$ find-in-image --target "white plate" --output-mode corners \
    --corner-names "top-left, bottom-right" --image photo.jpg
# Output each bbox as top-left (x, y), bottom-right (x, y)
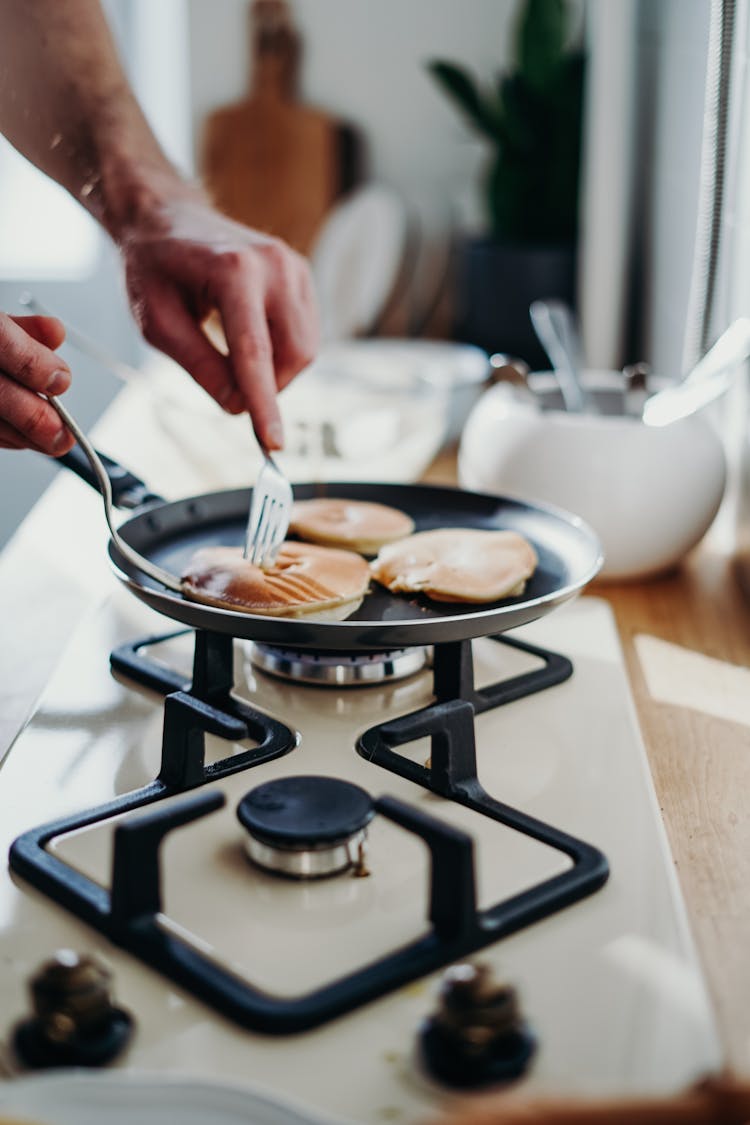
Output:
top-left (310, 185), bottom-right (409, 341)
top-left (0, 1071), bottom-right (336, 1125)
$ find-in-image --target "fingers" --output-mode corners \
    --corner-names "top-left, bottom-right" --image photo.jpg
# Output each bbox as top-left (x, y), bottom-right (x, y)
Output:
top-left (0, 312), bottom-right (73, 454)
top-left (214, 244), bottom-right (318, 447)
top-left (0, 313), bottom-right (71, 396)
top-left (123, 207), bottom-right (320, 448)
top-left (0, 419), bottom-right (27, 450)
top-left (264, 248), bottom-right (319, 393)
top-left (0, 417), bottom-right (68, 453)
top-left (10, 314), bottom-right (66, 352)
top-left (133, 278), bottom-right (244, 415)
top-left (214, 258), bottom-right (283, 449)
top-left (0, 374), bottom-right (75, 455)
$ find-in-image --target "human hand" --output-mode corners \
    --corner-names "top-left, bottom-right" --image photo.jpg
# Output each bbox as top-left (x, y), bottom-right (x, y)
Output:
top-left (0, 313), bottom-right (75, 455)
top-left (120, 193), bottom-right (319, 450)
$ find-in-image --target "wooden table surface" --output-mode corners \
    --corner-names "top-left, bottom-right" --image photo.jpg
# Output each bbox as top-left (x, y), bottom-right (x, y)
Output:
top-left (423, 449), bottom-right (750, 1076)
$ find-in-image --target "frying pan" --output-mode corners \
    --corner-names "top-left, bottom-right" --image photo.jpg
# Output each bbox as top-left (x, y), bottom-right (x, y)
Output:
top-left (59, 447), bottom-right (603, 651)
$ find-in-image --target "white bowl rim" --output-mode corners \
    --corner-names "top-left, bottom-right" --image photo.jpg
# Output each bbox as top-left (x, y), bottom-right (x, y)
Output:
top-left (519, 368), bottom-right (702, 430)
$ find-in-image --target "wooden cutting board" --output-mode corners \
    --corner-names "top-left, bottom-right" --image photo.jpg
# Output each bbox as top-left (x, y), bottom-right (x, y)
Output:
top-left (201, 0), bottom-right (358, 255)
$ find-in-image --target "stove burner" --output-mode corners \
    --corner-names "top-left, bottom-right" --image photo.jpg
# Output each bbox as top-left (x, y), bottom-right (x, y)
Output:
top-left (249, 643), bottom-right (428, 686)
top-left (237, 776), bottom-right (375, 879)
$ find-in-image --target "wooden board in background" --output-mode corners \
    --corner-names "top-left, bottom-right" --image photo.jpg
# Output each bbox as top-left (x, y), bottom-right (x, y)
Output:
top-left (201, 0), bottom-right (359, 255)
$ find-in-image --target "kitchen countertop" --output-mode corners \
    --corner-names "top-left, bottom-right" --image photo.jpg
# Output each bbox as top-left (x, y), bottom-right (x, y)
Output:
top-left (1, 378), bottom-right (749, 1081)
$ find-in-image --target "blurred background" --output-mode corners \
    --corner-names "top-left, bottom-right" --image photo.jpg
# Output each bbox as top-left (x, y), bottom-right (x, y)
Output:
top-left (0, 0), bottom-right (738, 547)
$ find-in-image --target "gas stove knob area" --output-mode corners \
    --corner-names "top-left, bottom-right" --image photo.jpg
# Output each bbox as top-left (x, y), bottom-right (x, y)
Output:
top-left (7, 946), bottom-right (537, 1097)
top-left (419, 962), bottom-right (536, 1089)
top-left (11, 949), bottom-right (134, 1071)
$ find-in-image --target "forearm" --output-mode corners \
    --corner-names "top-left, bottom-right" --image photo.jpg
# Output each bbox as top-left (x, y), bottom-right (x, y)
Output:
top-left (0, 0), bottom-right (318, 449)
top-left (0, 0), bottom-right (193, 242)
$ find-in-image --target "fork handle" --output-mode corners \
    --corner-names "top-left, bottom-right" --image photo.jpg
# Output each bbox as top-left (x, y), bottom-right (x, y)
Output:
top-left (49, 397), bottom-right (183, 595)
top-left (58, 445), bottom-right (164, 510)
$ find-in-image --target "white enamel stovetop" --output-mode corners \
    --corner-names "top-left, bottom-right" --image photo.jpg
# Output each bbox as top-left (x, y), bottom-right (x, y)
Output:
top-left (0, 586), bottom-right (721, 1124)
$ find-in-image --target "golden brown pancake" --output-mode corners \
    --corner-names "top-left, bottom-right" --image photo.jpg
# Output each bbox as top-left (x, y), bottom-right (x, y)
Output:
top-left (288, 498), bottom-right (415, 556)
top-left (370, 528), bottom-right (537, 603)
top-left (181, 542), bottom-right (370, 619)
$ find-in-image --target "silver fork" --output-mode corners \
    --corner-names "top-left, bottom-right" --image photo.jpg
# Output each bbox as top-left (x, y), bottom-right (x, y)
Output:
top-left (244, 444), bottom-right (292, 568)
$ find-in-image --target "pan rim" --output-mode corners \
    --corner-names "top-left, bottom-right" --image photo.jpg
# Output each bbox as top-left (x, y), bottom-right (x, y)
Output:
top-left (106, 481), bottom-right (604, 648)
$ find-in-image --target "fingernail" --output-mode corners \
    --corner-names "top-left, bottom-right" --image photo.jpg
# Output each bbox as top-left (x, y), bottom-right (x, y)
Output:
top-left (266, 420), bottom-right (284, 450)
top-left (51, 426), bottom-right (70, 453)
top-left (46, 369), bottom-right (70, 395)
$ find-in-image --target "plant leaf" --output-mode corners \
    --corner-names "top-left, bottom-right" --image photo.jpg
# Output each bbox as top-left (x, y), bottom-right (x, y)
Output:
top-left (487, 51), bottom-right (585, 243)
top-left (518, 0), bottom-right (567, 93)
top-left (427, 60), bottom-right (500, 140)
top-left (428, 1), bottom-right (584, 243)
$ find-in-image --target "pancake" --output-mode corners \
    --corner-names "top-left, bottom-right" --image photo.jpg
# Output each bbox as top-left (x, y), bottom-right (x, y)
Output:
top-left (288, 498), bottom-right (415, 556)
top-left (181, 542), bottom-right (370, 619)
top-left (370, 528), bottom-right (538, 603)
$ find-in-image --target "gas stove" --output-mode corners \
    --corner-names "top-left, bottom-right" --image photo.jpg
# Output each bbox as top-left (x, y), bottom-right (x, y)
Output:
top-left (0, 588), bottom-right (721, 1121)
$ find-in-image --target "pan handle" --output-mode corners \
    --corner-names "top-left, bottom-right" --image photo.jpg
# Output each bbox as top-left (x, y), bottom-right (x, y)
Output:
top-left (58, 446), bottom-right (164, 510)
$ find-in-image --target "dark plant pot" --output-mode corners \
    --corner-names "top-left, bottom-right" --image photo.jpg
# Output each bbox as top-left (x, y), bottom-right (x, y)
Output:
top-left (454, 239), bottom-right (577, 370)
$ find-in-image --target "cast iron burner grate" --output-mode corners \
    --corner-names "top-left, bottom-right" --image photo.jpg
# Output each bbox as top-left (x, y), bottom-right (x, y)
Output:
top-left (9, 629), bottom-right (609, 1035)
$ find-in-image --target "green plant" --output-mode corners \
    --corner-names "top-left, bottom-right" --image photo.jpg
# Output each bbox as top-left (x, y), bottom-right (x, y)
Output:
top-left (428, 0), bottom-right (585, 245)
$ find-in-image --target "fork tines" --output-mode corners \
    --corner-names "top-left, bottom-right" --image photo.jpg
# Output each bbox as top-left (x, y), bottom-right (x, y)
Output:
top-left (244, 452), bottom-right (292, 570)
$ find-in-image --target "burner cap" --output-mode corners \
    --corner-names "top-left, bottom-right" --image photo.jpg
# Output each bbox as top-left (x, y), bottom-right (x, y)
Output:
top-left (249, 643), bottom-right (428, 686)
top-left (237, 776), bottom-right (375, 849)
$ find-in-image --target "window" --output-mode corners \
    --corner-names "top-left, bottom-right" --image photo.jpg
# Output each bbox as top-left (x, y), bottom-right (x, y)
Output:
top-left (0, 0), bottom-right (191, 281)
top-left (0, 139), bottom-right (100, 279)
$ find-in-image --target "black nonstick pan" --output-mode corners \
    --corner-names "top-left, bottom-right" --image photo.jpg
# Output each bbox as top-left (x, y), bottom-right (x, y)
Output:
top-left (59, 447), bottom-right (603, 651)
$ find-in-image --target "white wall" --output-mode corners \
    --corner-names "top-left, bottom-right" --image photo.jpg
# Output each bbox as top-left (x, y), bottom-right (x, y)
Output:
top-left (188, 0), bottom-right (522, 234)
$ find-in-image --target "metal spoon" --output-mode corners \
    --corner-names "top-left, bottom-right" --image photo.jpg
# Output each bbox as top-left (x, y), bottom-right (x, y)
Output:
top-left (642, 317), bottom-right (750, 427)
top-left (529, 299), bottom-right (597, 413)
